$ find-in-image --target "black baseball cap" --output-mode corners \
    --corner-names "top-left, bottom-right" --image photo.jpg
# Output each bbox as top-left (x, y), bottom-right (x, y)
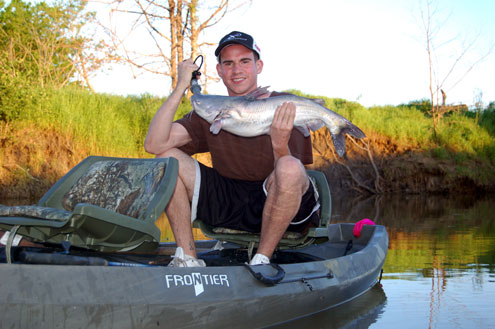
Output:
top-left (215, 31), bottom-right (261, 59)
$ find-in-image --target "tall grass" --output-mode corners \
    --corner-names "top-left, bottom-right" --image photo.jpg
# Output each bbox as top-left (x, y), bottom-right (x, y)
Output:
top-left (287, 89), bottom-right (434, 148)
top-left (18, 86), bottom-right (192, 157)
top-left (287, 89), bottom-right (495, 163)
top-left (9, 86), bottom-right (495, 164)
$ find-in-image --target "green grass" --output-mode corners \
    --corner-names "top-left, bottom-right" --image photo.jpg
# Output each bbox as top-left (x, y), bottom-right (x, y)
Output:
top-left (16, 86), bottom-right (192, 157)
top-left (5, 86), bottom-right (495, 167)
top-left (287, 89), bottom-right (495, 164)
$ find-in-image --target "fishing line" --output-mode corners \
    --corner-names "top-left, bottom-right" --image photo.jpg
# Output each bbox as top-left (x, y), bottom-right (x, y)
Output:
top-left (192, 55), bottom-right (203, 79)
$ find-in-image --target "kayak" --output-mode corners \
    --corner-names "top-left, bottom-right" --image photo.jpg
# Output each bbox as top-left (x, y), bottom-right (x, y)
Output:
top-left (0, 156), bottom-right (388, 327)
top-left (0, 223), bottom-right (388, 329)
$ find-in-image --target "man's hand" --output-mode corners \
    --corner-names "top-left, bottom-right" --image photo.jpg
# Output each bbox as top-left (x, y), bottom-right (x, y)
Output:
top-left (176, 58), bottom-right (199, 92)
top-left (270, 102), bottom-right (296, 162)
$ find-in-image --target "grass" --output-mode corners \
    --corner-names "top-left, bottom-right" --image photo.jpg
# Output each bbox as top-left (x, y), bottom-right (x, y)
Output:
top-left (2, 86), bottom-right (494, 240)
top-left (286, 88), bottom-right (495, 163)
top-left (3, 85), bottom-right (494, 173)
top-left (14, 86), bottom-right (193, 158)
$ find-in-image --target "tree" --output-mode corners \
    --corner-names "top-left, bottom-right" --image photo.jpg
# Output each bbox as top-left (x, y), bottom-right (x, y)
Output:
top-left (418, 0), bottom-right (494, 134)
top-left (0, 0), bottom-right (108, 88)
top-left (0, 0), bottom-right (110, 120)
top-left (99, 0), bottom-right (247, 92)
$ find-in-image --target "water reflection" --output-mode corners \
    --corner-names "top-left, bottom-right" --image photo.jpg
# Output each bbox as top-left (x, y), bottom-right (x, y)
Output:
top-left (332, 193), bottom-right (495, 329)
top-left (270, 284), bottom-right (387, 329)
top-left (2, 193), bottom-right (495, 328)
top-left (332, 193), bottom-right (495, 271)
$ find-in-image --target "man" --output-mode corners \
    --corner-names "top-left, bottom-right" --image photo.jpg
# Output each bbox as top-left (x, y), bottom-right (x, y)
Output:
top-left (144, 31), bottom-right (320, 267)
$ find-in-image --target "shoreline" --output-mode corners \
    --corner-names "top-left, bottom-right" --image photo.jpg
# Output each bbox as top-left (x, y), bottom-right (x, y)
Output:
top-left (1, 122), bottom-right (494, 202)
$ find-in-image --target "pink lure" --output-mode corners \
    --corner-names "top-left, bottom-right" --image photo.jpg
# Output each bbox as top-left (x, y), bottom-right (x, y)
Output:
top-left (353, 218), bottom-right (375, 238)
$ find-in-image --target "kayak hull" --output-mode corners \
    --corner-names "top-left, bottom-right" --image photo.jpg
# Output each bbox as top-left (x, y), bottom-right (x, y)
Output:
top-left (0, 223), bottom-right (388, 328)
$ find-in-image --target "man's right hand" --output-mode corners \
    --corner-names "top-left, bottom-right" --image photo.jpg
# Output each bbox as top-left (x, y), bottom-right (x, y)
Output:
top-left (144, 59), bottom-right (197, 155)
top-left (177, 59), bottom-right (199, 92)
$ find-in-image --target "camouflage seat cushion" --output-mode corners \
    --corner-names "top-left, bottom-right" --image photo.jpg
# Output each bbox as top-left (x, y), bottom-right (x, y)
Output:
top-left (62, 160), bottom-right (167, 219)
top-left (0, 205), bottom-right (71, 222)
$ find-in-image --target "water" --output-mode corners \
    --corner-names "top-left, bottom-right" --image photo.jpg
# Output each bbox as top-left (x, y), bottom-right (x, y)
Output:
top-left (275, 193), bottom-right (495, 328)
top-left (2, 194), bottom-right (494, 328)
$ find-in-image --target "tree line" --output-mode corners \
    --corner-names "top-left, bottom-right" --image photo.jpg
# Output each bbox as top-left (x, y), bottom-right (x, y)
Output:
top-left (1, 0), bottom-right (493, 131)
top-left (0, 0), bottom-right (243, 121)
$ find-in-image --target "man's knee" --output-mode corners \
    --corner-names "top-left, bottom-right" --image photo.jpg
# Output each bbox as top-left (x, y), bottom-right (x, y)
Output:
top-left (275, 156), bottom-right (305, 178)
top-left (273, 156), bottom-right (308, 191)
top-left (156, 148), bottom-right (185, 159)
top-left (156, 148), bottom-right (197, 196)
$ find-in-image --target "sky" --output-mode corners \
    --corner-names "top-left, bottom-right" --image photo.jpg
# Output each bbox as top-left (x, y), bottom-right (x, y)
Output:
top-left (89, 0), bottom-right (495, 107)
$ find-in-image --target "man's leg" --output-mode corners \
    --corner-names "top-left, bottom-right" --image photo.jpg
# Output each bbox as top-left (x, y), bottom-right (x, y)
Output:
top-left (256, 155), bottom-right (309, 259)
top-left (156, 148), bottom-right (199, 258)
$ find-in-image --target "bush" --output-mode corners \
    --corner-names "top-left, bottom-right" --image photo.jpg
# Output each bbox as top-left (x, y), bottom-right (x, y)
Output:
top-left (400, 99), bottom-right (432, 115)
top-left (0, 76), bottom-right (47, 122)
top-left (479, 105), bottom-right (495, 137)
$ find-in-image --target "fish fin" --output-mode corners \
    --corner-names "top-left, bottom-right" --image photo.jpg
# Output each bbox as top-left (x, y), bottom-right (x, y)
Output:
top-left (343, 122), bottom-right (366, 139)
top-left (213, 109), bottom-right (234, 120)
top-left (295, 119), bottom-right (325, 137)
top-left (210, 120), bottom-right (223, 134)
top-left (311, 98), bottom-right (326, 106)
top-left (331, 132), bottom-right (346, 158)
top-left (306, 120), bottom-right (325, 132)
top-left (245, 86), bottom-right (271, 100)
top-left (295, 126), bottom-right (311, 137)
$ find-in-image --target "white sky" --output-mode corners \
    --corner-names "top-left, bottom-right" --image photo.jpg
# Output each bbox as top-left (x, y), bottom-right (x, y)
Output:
top-left (89, 0), bottom-right (495, 107)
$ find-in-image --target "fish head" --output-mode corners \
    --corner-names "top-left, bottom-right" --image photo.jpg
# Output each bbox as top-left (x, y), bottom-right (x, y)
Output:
top-left (191, 94), bottom-right (230, 123)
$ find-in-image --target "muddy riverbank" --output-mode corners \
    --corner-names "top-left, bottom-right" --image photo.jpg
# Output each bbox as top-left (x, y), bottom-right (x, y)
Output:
top-left (1, 124), bottom-right (494, 201)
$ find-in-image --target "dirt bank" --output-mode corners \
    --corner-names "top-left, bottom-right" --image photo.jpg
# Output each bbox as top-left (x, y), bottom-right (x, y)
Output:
top-left (1, 123), bottom-right (494, 201)
top-left (0, 124), bottom-right (88, 200)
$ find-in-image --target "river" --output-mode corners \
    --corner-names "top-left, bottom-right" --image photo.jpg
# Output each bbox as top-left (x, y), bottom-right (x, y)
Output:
top-left (275, 193), bottom-right (495, 328)
top-left (1, 193), bottom-right (494, 328)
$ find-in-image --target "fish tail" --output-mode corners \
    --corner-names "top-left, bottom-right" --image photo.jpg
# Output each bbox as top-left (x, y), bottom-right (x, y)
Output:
top-left (331, 132), bottom-right (346, 158)
top-left (328, 120), bottom-right (366, 158)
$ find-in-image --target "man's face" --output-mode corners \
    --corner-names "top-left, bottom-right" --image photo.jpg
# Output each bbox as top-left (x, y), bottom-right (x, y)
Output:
top-left (216, 44), bottom-right (263, 96)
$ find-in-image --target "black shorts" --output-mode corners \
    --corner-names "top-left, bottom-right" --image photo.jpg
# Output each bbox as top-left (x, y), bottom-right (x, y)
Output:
top-left (194, 162), bottom-right (320, 233)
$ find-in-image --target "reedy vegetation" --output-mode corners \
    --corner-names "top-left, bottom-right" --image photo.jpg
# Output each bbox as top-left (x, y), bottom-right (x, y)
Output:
top-left (1, 0), bottom-right (493, 195)
top-left (287, 90), bottom-right (495, 163)
top-left (5, 86), bottom-right (190, 158)
top-left (5, 86), bottom-right (495, 163)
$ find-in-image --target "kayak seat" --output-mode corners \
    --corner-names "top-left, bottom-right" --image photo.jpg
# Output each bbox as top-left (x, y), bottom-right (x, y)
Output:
top-left (193, 170), bottom-right (331, 250)
top-left (0, 156), bottom-right (178, 252)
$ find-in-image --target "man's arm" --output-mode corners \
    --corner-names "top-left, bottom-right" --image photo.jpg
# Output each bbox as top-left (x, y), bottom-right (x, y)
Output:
top-left (270, 102), bottom-right (296, 163)
top-left (144, 59), bottom-right (198, 155)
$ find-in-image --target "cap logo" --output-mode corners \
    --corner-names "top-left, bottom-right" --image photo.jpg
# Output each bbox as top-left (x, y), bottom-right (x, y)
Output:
top-left (226, 32), bottom-right (247, 41)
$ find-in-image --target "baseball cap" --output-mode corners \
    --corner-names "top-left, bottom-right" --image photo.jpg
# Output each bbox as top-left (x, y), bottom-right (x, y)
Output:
top-left (215, 31), bottom-right (261, 59)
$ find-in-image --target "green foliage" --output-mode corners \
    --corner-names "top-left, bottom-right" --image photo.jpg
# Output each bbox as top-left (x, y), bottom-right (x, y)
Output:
top-left (364, 104), bottom-right (433, 147)
top-left (0, 0), bottom-right (89, 122)
top-left (431, 147), bottom-right (449, 159)
top-left (3, 85), bottom-right (494, 170)
top-left (478, 104), bottom-right (495, 137)
top-left (284, 89), bottom-right (367, 126)
top-left (399, 98), bottom-right (432, 115)
top-left (284, 89), bottom-right (495, 163)
top-left (422, 113), bottom-right (494, 163)
top-left (24, 86), bottom-right (177, 157)
top-left (0, 76), bottom-right (47, 121)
